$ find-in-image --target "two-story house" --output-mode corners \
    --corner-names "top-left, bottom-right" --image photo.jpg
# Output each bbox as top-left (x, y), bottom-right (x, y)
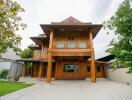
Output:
top-left (22, 16), bottom-right (107, 83)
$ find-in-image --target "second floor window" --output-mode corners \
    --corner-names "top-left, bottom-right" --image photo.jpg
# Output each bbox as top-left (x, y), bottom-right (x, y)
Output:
top-left (80, 42), bottom-right (87, 48)
top-left (56, 42), bottom-right (64, 49)
top-left (68, 42), bottom-right (76, 48)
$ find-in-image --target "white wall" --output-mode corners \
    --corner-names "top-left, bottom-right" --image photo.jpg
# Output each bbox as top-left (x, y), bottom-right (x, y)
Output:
top-left (107, 68), bottom-right (132, 85)
top-left (0, 62), bottom-right (11, 71)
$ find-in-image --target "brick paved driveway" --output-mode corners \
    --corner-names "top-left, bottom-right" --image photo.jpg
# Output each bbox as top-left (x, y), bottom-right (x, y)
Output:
top-left (1, 79), bottom-right (132, 100)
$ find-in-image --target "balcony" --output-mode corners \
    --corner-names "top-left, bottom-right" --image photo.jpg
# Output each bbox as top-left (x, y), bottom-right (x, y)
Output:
top-left (51, 40), bottom-right (91, 57)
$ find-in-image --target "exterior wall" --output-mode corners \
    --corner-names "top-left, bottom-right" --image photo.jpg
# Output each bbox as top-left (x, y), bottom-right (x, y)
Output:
top-left (42, 48), bottom-right (48, 59)
top-left (53, 32), bottom-right (90, 49)
top-left (107, 68), bottom-right (132, 85)
top-left (23, 61), bottom-right (106, 79)
top-left (33, 48), bottom-right (48, 60)
top-left (33, 50), bottom-right (41, 60)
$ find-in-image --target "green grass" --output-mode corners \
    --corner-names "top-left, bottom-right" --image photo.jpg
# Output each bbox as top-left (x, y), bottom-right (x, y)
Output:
top-left (0, 81), bottom-right (32, 96)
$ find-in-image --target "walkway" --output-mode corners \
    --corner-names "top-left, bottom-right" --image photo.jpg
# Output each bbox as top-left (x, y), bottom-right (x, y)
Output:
top-left (1, 79), bottom-right (132, 100)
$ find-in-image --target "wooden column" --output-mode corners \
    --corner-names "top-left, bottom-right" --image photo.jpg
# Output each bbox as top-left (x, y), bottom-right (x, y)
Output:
top-left (31, 63), bottom-right (34, 77)
top-left (39, 63), bottom-right (43, 78)
top-left (41, 45), bottom-right (44, 60)
top-left (89, 31), bottom-right (96, 83)
top-left (22, 63), bottom-right (26, 77)
top-left (104, 64), bottom-right (107, 78)
top-left (46, 31), bottom-right (53, 83)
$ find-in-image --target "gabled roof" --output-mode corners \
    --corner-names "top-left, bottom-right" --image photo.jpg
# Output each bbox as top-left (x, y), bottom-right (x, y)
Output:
top-left (51, 16), bottom-right (92, 25)
top-left (62, 16), bottom-right (82, 23)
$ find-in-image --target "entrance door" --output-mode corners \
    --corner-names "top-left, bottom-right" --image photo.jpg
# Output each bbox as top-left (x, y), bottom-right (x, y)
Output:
top-left (62, 64), bottom-right (80, 79)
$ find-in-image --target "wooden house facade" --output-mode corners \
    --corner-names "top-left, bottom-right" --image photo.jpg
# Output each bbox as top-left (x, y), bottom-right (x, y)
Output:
top-left (22, 17), bottom-right (107, 83)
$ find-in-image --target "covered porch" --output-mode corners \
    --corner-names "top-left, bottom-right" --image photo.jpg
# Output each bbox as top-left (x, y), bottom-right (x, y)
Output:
top-left (21, 59), bottom-right (55, 79)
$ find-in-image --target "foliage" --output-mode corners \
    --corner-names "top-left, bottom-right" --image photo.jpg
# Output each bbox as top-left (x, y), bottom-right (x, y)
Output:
top-left (20, 48), bottom-right (33, 58)
top-left (0, 0), bottom-right (26, 55)
top-left (0, 81), bottom-right (32, 96)
top-left (0, 69), bottom-right (9, 79)
top-left (105, 0), bottom-right (132, 73)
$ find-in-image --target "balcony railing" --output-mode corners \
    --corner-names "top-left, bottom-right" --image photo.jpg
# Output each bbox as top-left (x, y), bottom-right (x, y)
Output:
top-left (54, 40), bottom-right (89, 49)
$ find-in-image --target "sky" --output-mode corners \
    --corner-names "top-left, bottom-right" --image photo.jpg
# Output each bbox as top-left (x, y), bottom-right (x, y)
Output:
top-left (16, 0), bottom-right (124, 59)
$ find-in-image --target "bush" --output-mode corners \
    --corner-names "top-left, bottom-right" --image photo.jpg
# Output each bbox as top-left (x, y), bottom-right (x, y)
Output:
top-left (0, 69), bottom-right (9, 79)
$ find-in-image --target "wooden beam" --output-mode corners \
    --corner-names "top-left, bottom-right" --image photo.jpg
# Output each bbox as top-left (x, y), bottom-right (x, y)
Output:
top-left (22, 63), bottom-right (26, 77)
top-left (50, 49), bottom-right (92, 52)
top-left (95, 61), bottom-right (107, 64)
top-left (38, 63), bottom-right (43, 78)
top-left (89, 31), bottom-right (96, 83)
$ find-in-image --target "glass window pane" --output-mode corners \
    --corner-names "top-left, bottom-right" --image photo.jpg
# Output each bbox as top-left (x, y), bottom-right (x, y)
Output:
top-left (56, 43), bottom-right (64, 48)
top-left (63, 64), bottom-right (78, 72)
top-left (80, 42), bottom-right (87, 48)
top-left (68, 43), bottom-right (76, 48)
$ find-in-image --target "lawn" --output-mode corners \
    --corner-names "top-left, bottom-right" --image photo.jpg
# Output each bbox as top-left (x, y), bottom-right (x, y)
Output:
top-left (0, 81), bottom-right (32, 96)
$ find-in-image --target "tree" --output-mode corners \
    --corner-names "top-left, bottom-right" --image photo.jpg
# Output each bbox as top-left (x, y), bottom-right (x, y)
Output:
top-left (20, 48), bottom-right (33, 75)
top-left (105, 0), bottom-right (132, 73)
top-left (20, 48), bottom-right (33, 58)
top-left (0, 0), bottom-right (26, 55)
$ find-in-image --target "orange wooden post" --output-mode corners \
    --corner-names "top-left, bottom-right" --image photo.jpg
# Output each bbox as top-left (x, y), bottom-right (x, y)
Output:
top-left (31, 63), bottom-right (33, 77)
top-left (22, 63), bottom-right (26, 77)
top-left (39, 63), bottom-right (43, 78)
top-left (46, 31), bottom-right (53, 83)
top-left (104, 63), bottom-right (107, 78)
top-left (89, 31), bottom-right (96, 83)
top-left (41, 45), bottom-right (44, 60)
top-left (46, 52), bottom-right (52, 82)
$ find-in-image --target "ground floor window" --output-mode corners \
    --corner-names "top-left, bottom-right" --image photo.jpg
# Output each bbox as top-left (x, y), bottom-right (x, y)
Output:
top-left (63, 64), bottom-right (78, 72)
top-left (87, 66), bottom-right (90, 72)
top-left (96, 66), bottom-right (101, 72)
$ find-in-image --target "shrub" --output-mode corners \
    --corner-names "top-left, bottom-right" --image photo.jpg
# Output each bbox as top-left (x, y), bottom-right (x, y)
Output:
top-left (0, 69), bottom-right (9, 79)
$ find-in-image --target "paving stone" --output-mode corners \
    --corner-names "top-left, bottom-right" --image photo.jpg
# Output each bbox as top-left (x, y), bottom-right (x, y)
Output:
top-left (0, 79), bottom-right (132, 100)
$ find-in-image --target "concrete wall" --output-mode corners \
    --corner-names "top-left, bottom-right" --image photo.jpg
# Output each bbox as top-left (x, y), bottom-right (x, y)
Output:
top-left (107, 68), bottom-right (132, 85)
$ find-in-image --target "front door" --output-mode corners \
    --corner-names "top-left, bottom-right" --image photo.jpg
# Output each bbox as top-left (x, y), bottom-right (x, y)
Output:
top-left (62, 63), bottom-right (80, 79)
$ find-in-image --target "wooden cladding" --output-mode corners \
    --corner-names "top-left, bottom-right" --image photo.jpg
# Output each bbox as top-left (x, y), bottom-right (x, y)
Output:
top-left (33, 50), bottom-right (41, 60)
top-left (55, 61), bottom-right (106, 80)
